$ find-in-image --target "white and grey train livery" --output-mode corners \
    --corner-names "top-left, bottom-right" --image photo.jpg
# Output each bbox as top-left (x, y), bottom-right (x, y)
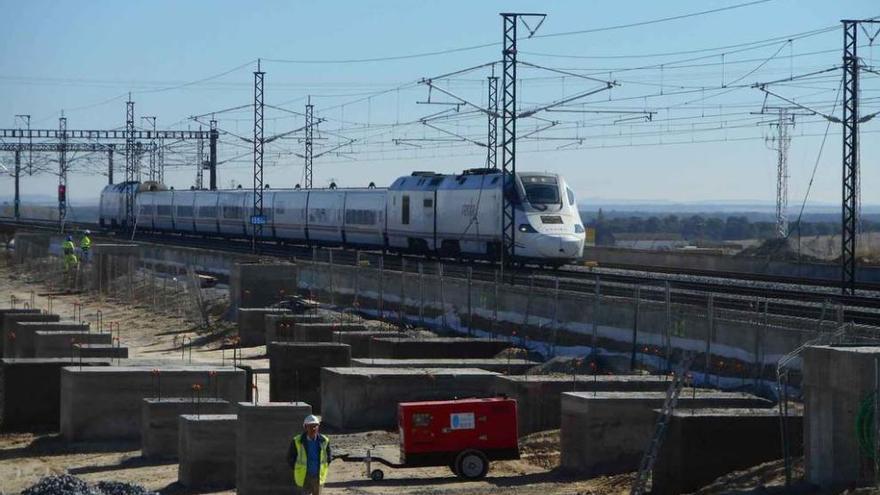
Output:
top-left (99, 168), bottom-right (585, 263)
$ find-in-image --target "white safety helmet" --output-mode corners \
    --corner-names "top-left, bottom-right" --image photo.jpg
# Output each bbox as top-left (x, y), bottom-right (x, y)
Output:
top-left (84, 230), bottom-right (91, 235)
top-left (303, 414), bottom-right (321, 426)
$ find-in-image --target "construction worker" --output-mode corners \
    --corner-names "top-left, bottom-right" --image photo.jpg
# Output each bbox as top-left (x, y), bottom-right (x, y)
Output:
top-left (287, 414), bottom-right (332, 494)
top-left (79, 230), bottom-right (92, 263)
top-left (62, 235), bottom-right (78, 274)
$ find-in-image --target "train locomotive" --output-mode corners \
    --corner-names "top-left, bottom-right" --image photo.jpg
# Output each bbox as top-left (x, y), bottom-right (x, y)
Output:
top-left (99, 168), bottom-right (585, 263)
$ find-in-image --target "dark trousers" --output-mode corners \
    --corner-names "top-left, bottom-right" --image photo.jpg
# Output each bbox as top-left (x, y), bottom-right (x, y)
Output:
top-left (296, 474), bottom-right (321, 495)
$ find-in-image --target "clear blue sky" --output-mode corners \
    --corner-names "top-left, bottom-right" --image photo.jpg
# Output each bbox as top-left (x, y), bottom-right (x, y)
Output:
top-left (0, 0), bottom-right (878, 211)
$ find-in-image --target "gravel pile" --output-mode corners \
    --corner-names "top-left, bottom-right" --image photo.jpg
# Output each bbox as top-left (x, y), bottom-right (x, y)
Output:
top-left (20, 476), bottom-right (156, 495)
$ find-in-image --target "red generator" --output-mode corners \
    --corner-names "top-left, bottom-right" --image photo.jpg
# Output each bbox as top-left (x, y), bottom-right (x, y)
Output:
top-left (397, 397), bottom-right (519, 479)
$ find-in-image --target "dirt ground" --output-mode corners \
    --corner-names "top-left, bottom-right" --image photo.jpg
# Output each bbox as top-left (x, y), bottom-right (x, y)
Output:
top-left (0, 256), bottom-right (640, 494)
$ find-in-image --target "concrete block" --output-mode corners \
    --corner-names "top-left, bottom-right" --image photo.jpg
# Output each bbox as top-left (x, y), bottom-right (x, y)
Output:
top-left (286, 322), bottom-right (369, 343)
top-left (560, 390), bottom-right (772, 476)
top-left (264, 313), bottom-right (326, 343)
top-left (352, 358), bottom-right (537, 374)
top-left (34, 330), bottom-right (111, 358)
top-left (230, 262), bottom-right (299, 313)
top-left (73, 343), bottom-right (129, 359)
top-left (0, 309), bottom-right (41, 356)
top-left (178, 414), bottom-right (238, 488)
top-left (236, 402), bottom-right (312, 495)
top-left (142, 398), bottom-right (234, 458)
top-left (8, 322), bottom-right (89, 358)
top-left (493, 375), bottom-right (674, 435)
top-left (803, 345), bottom-right (880, 489)
top-left (237, 307), bottom-right (292, 346)
top-left (268, 342), bottom-right (351, 412)
top-left (653, 408), bottom-right (803, 495)
top-left (332, 331), bottom-right (409, 358)
top-left (0, 358), bottom-right (111, 431)
top-left (368, 337), bottom-right (510, 359)
top-left (60, 365), bottom-right (246, 441)
top-left (321, 367), bottom-right (498, 429)
top-left (2, 313), bottom-right (61, 357)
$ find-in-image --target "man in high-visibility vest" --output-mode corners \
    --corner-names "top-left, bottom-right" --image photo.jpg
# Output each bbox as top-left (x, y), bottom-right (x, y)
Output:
top-left (62, 235), bottom-right (78, 273)
top-left (79, 230), bottom-right (92, 263)
top-left (287, 414), bottom-right (332, 494)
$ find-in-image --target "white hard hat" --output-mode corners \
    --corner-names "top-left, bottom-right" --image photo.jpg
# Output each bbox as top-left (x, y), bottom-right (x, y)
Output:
top-left (84, 230), bottom-right (91, 235)
top-left (303, 414), bottom-right (321, 426)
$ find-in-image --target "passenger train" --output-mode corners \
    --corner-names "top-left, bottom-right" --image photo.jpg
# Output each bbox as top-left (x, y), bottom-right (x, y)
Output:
top-left (99, 168), bottom-right (585, 263)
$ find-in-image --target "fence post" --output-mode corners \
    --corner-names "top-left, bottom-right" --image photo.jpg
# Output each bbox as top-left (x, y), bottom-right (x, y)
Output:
top-left (706, 294), bottom-right (715, 378)
top-left (592, 275), bottom-right (600, 357)
top-left (466, 267), bottom-right (473, 337)
top-left (630, 285), bottom-right (640, 371)
top-left (665, 281), bottom-right (672, 370)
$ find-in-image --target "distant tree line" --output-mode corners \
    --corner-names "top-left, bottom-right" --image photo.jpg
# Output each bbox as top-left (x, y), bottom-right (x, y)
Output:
top-left (585, 210), bottom-right (880, 244)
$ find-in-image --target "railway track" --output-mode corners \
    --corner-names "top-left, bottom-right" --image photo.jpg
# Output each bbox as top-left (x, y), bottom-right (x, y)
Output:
top-left (4, 218), bottom-right (879, 325)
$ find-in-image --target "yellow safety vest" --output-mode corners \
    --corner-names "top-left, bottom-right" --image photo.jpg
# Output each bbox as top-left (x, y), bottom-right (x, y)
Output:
top-left (292, 433), bottom-right (330, 487)
top-left (80, 236), bottom-right (91, 250)
top-left (62, 240), bottom-right (76, 255)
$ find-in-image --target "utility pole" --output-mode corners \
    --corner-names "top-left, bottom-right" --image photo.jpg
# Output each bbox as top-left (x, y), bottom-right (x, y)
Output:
top-left (13, 149), bottom-right (20, 221)
top-left (14, 114), bottom-right (31, 175)
top-left (500, 12), bottom-right (546, 266)
top-left (196, 126), bottom-right (204, 190)
top-left (125, 94), bottom-right (136, 227)
top-left (252, 59), bottom-right (265, 252)
top-left (209, 117), bottom-right (217, 190)
top-left (142, 116), bottom-right (157, 182)
top-left (304, 96), bottom-right (314, 189)
top-left (765, 108), bottom-right (793, 238)
top-left (487, 74), bottom-right (498, 169)
top-left (58, 114), bottom-right (68, 224)
top-left (841, 19), bottom-right (880, 294)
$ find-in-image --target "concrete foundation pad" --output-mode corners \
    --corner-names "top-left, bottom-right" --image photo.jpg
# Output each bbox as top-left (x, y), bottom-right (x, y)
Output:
top-left (352, 358), bottom-right (537, 374)
top-left (804, 345), bottom-right (880, 489)
top-left (560, 390), bottom-right (772, 476)
top-left (73, 343), bottom-right (128, 359)
top-left (332, 331), bottom-right (409, 358)
top-left (653, 408), bottom-right (804, 495)
top-left (494, 374), bottom-right (675, 435)
top-left (321, 367), bottom-right (499, 429)
top-left (265, 313), bottom-right (326, 343)
top-left (368, 337), bottom-right (510, 359)
top-left (61, 365), bottom-right (246, 441)
top-left (9, 322), bottom-right (90, 358)
top-left (2, 314), bottom-right (62, 357)
top-left (236, 402), bottom-right (312, 495)
top-left (268, 342), bottom-right (351, 411)
top-left (0, 358), bottom-right (111, 431)
top-left (237, 308), bottom-right (292, 346)
top-left (285, 322), bottom-right (369, 343)
top-left (142, 398), bottom-right (235, 458)
top-left (178, 414), bottom-right (238, 488)
top-left (0, 308), bottom-right (41, 356)
top-left (34, 330), bottom-right (110, 358)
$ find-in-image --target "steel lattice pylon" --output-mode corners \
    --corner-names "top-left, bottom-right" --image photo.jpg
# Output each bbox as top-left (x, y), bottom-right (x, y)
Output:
top-left (125, 97), bottom-right (136, 227)
top-left (58, 116), bottom-right (68, 224)
top-left (842, 21), bottom-right (858, 294)
top-left (500, 14), bottom-right (518, 264)
top-left (487, 75), bottom-right (498, 169)
top-left (772, 109), bottom-right (792, 238)
top-left (500, 13), bottom-right (545, 265)
top-left (252, 61), bottom-right (265, 251)
top-left (195, 127), bottom-right (204, 190)
top-left (305, 97), bottom-right (314, 189)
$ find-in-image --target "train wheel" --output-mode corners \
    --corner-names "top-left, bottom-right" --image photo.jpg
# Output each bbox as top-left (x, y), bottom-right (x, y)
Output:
top-left (370, 469), bottom-right (384, 481)
top-left (455, 449), bottom-right (488, 480)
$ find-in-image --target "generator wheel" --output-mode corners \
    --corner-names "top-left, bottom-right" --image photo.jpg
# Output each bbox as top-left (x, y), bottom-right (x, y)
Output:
top-left (370, 469), bottom-right (384, 481)
top-left (455, 449), bottom-right (489, 480)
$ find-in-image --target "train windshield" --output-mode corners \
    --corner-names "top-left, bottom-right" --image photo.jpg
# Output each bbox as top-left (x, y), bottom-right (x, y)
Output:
top-left (521, 175), bottom-right (560, 209)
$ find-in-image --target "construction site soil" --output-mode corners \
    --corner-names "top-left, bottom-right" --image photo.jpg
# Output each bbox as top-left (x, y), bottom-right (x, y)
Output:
top-left (0, 256), bottom-right (806, 494)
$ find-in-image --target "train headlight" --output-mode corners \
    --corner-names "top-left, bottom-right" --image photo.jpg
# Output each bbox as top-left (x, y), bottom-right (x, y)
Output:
top-left (519, 223), bottom-right (537, 233)
top-left (574, 224), bottom-right (585, 233)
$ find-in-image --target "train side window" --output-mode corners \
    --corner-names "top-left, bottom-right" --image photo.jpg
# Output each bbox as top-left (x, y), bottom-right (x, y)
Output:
top-left (157, 205), bottom-right (172, 216)
top-left (177, 206), bottom-right (194, 217)
top-left (567, 187), bottom-right (575, 206)
top-left (423, 198), bottom-right (433, 208)
top-left (402, 195), bottom-right (410, 225)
